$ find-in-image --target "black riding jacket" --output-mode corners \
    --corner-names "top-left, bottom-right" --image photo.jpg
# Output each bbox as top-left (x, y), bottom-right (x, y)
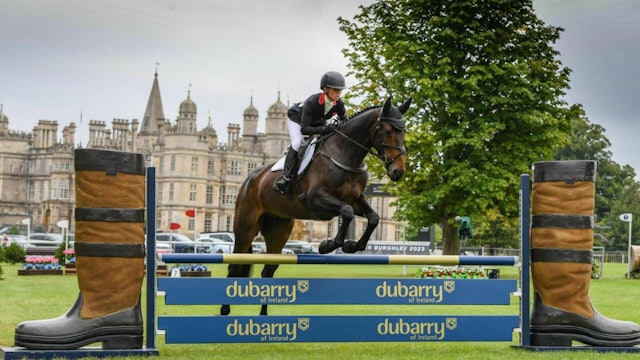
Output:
top-left (289, 93), bottom-right (347, 135)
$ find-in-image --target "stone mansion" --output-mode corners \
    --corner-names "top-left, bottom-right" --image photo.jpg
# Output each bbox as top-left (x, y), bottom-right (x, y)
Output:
top-left (0, 71), bottom-right (403, 243)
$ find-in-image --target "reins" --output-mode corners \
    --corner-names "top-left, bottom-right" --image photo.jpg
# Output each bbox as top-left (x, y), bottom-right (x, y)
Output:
top-left (331, 110), bottom-right (406, 170)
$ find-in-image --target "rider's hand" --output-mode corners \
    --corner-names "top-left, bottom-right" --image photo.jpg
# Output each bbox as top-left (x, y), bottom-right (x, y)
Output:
top-left (323, 123), bottom-right (337, 134)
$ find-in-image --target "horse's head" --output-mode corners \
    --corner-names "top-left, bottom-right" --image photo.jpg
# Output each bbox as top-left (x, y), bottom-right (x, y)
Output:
top-left (371, 96), bottom-right (411, 181)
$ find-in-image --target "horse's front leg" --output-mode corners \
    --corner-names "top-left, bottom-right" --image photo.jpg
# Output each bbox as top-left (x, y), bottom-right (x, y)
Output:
top-left (310, 193), bottom-right (354, 254)
top-left (341, 195), bottom-right (378, 254)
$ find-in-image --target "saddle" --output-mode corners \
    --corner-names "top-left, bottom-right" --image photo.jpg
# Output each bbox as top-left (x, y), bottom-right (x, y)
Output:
top-left (271, 137), bottom-right (320, 178)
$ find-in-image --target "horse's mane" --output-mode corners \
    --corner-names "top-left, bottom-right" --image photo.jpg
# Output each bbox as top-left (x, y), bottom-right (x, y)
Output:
top-left (347, 105), bottom-right (406, 131)
top-left (347, 105), bottom-right (381, 121)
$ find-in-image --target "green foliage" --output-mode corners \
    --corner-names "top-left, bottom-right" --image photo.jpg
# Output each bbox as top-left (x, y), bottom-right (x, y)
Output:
top-left (554, 105), bottom-right (638, 221)
top-left (0, 245), bottom-right (5, 262)
top-left (4, 242), bottom-right (26, 265)
top-left (8, 226), bottom-right (21, 235)
top-left (54, 241), bottom-right (69, 265)
top-left (339, 0), bottom-right (572, 253)
top-left (600, 184), bottom-right (640, 251)
top-left (552, 104), bottom-right (640, 252)
top-left (0, 263), bottom-right (3, 280)
top-left (472, 210), bottom-right (519, 249)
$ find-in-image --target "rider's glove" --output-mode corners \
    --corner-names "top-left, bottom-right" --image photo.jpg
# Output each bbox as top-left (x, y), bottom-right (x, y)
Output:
top-left (323, 123), bottom-right (338, 134)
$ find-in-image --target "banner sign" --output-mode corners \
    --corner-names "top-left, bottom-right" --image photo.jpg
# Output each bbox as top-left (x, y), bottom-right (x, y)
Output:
top-left (159, 314), bottom-right (519, 343)
top-left (159, 278), bottom-right (517, 305)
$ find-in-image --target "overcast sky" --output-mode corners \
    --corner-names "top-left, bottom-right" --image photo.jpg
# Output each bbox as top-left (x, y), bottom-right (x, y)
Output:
top-left (2, 0), bottom-right (640, 178)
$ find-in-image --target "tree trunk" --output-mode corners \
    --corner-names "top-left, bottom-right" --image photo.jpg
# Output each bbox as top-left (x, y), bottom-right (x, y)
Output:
top-left (442, 221), bottom-right (459, 255)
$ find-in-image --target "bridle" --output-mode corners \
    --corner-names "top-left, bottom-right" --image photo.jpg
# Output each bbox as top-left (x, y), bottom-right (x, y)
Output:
top-left (332, 109), bottom-right (406, 170)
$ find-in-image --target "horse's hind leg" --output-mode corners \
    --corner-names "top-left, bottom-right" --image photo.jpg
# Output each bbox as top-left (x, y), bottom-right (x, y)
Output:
top-left (220, 206), bottom-right (261, 315)
top-left (258, 214), bottom-right (294, 315)
top-left (220, 252), bottom-right (253, 316)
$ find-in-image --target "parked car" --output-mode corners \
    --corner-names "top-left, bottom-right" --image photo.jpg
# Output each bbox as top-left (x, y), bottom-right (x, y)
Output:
top-left (283, 240), bottom-right (316, 254)
top-left (25, 233), bottom-right (64, 248)
top-left (211, 243), bottom-right (234, 254)
top-left (245, 243), bottom-right (294, 254)
top-left (0, 234), bottom-right (27, 246)
top-left (196, 237), bottom-right (230, 244)
top-left (197, 232), bottom-right (235, 243)
top-left (156, 232), bottom-right (210, 253)
top-left (252, 243), bottom-right (266, 253)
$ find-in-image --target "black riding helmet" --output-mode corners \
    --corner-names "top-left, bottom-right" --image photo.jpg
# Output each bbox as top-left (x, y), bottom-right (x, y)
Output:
top-left (320, 71), bottom-right (346, 90)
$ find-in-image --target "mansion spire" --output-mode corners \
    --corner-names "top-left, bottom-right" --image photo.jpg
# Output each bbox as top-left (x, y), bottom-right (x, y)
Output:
top-left (139, 68), bottom-right (166, 135)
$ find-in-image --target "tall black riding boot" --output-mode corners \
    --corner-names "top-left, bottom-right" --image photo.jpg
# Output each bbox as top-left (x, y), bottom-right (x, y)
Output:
top-left (273, 147), bottom-right (299, 194)
top-left (530, 160), bottom-right (640, 347)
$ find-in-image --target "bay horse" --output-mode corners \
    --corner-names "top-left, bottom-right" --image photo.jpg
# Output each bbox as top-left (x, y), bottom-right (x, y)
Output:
top-left (221, 96), bottom-right (411, 315)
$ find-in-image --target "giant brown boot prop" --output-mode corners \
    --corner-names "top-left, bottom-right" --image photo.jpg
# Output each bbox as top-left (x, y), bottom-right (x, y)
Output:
top-left (530, 160), bottom-right (640, 347)
top-left (14, 149), bottom-right (146, 350)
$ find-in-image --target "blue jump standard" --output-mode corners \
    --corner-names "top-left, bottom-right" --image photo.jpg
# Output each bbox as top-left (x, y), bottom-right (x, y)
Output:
top-left (161, 253), bottom-right (519, 266)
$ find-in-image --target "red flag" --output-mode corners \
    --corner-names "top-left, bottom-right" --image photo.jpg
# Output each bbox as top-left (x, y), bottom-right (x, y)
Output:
top-left (185, 209), bottom-right (196, 218)
top-left (169, 222), bottom-right (181, 230)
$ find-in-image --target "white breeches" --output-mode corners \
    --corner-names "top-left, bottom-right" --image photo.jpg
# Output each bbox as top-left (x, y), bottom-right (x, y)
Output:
top-left (287, 118), bottom-right (303, 151)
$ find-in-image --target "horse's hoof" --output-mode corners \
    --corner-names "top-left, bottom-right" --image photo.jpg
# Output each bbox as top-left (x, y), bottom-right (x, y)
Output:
top-left (319, 240), bottom-right (334, 254)
top-left (341, 241), bottom-right (359, 254)
top-left (220, 305), bottom-right (230, 316)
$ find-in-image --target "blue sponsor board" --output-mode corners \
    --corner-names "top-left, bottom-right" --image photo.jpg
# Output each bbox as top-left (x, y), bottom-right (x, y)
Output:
top-left (158, 278), bottom-right (517, 305)
top-left (159, 315), bottom-right (519, 343)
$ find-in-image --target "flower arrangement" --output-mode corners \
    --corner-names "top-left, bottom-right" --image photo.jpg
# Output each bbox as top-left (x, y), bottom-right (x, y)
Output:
top-left (63, 248), bottom-right (75, 265)
top-left (415, 266), bottom-right (487, 279)
top-left (21, 256), bottom-right (63, 271)
top-left (173, 264), bottom-right (209, 272)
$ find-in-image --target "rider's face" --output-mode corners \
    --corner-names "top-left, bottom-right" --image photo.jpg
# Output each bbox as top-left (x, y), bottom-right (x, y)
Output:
top-left (325, 87), bottom-right (343, 102)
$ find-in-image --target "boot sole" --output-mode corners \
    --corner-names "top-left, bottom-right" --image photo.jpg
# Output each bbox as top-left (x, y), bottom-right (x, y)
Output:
top-left (15, 326), bottom-right (143, 350)
top-left (532, 326), bottom-right (640, 347)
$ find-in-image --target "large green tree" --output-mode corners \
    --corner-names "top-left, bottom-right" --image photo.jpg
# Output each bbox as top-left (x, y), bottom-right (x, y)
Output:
top-left (340, 0), bottom-right (572, 254)
top-left (552, 104), bottom-right (640, 251)
top-left (554, 105), bottom-right (637, 220)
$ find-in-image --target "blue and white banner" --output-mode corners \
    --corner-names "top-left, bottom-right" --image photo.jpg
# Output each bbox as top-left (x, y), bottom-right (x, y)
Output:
top-left (159, 315), bottom-right (519, 343)
top-left (159, 278), bottom-right (517, 305)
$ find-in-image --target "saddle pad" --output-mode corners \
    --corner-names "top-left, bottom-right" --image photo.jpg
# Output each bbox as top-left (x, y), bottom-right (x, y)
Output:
top-left (271, 139), bottom-right (318, 176)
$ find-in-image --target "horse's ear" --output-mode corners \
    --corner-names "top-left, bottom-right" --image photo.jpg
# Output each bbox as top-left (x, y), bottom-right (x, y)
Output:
top-left (383, 96), bottom-right (393, 114)
top-left (397, 97), bottom-right (412, 114)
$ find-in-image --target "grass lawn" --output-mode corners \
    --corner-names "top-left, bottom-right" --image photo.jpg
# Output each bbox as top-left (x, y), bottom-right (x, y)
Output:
top-left (1, 261), bottom-right (639, 359)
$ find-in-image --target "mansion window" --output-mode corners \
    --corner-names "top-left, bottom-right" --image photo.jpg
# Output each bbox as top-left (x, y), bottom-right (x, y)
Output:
top-left (227, 160), bottom-right (241, 176)
top-left (206, 186), bottom-right (213, 204)
top-left (59, 178), bottom-right (69, 199)
top-left (394, 224), bottom-right (403, 241)
top-left (204, 213), bottom-right (212, 232)
top-left (221, 186), bottom-right (238, 205)
top-left (191, 156), bottom-right (198, 172)
top-left (189, 184), bottom-right (197, 202)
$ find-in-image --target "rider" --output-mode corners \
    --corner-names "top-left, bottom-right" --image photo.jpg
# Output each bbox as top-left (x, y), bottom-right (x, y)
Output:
top-left (273, 71), bottom-right (348, 194)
